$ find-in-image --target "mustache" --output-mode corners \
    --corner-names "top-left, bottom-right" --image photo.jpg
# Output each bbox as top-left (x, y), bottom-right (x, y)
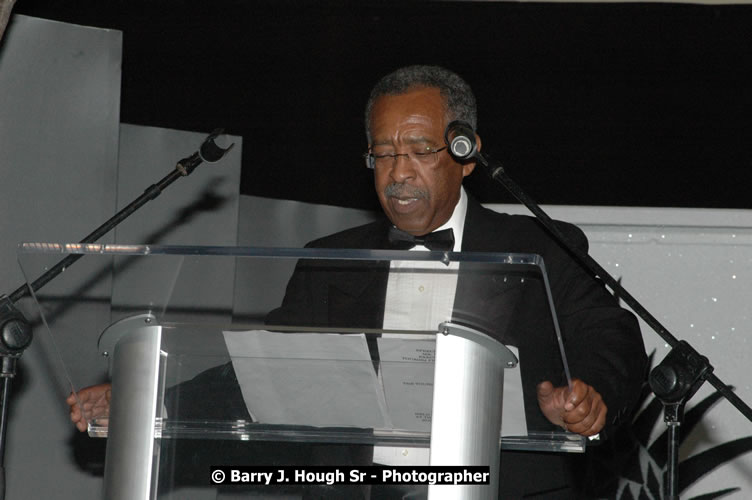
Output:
top-left (383, 183), bottom-right (429, 200)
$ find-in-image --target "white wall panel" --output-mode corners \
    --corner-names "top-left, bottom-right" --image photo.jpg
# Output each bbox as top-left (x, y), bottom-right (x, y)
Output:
top-left (0, 15), bottom-right (121, 500)
top-left (490, 203), bottom-right (752, 498)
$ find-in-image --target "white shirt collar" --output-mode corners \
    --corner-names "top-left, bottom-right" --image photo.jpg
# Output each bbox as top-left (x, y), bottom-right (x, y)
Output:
top-left (435, 186), bottom-right (466, 252)
top-left (407, 186), bottom-right (467, 252)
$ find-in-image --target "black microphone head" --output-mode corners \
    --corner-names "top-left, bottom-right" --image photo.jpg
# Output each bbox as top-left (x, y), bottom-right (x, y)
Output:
top-left (199, 129), bottom-right (235, 163)
top-left (444, 120), bottom-right (477, 160)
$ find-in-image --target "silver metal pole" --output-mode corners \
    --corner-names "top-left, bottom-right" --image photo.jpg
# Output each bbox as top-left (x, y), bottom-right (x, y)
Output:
top-left (100, 314), bottom-right (162, 500)
top-left (429, 322), bottom-right (518, 500)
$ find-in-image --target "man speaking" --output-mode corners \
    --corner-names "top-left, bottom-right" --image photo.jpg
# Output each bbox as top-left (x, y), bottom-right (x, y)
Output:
top-left (70, 65), bottom-right (647, 498)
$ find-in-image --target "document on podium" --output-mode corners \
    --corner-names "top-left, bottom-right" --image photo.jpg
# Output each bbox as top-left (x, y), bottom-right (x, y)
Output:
top-left (223, 330), bottom-right (391, 428)
top-left (377, 335), bottom-right (527, 437)
top-left (223, 330), bottom-right (526, 437)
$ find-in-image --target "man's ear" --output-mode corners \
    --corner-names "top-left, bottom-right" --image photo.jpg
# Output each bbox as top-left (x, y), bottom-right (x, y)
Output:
top-left (461, 134), bottom-right (481, 177)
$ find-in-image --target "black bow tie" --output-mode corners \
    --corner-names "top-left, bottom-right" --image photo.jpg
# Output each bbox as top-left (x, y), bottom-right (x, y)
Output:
top-left (387, 227), bottom-right (455, 251)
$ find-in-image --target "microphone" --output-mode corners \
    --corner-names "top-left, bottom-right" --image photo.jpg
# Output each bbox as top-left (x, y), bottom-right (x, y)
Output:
top-left (444, 120), bottom-right (478, 160)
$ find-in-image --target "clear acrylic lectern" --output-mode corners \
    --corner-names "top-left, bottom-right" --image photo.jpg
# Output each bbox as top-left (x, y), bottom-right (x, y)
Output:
top-left (18, 243), bottom-right (584, 500)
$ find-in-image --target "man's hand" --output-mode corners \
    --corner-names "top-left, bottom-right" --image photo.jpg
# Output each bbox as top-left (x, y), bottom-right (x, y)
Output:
top-left (66, 383), bottom-right (112, 432)
top-left (536, 378), bottom-right (606, 437)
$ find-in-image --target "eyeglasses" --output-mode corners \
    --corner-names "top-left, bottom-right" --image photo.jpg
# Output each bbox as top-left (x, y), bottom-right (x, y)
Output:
top-left (363, 146), bottom-right (448, 170)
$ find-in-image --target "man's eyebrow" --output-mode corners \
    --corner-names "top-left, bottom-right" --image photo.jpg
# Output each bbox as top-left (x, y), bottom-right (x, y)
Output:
top-left (403, 136), bottom-right (435, 145)
top-left (371, 136), bottom-right (437, 147)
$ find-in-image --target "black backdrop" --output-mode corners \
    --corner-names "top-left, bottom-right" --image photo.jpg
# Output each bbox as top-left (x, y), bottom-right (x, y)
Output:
top-left (15, 1), bottom-right (752, 211)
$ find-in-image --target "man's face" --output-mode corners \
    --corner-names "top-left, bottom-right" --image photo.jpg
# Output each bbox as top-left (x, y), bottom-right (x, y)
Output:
top-left (369, 86), bottom-right (476, 236)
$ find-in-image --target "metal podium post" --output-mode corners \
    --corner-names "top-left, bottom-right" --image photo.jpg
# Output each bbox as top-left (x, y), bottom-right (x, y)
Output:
top-left (429, 322), bottom-right (518, 500)
top-left (99, 314), bottom-right (163, 500)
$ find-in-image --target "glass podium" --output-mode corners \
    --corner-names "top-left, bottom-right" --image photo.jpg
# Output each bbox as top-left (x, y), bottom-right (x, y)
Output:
top-left (18, 243), bottom-right (585, 500)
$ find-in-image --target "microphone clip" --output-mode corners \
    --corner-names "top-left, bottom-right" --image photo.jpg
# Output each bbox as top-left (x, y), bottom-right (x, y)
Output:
top-left (177, 129), bottom-right (235, 176)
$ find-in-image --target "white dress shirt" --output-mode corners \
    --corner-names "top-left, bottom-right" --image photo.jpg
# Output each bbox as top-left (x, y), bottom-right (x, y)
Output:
top-left (377, 187), bottom-right (468, 465)
top-left (381, 187), bottom-right (467, 332)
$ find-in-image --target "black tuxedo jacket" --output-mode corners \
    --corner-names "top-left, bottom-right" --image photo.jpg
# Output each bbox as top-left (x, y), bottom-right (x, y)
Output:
top-left (268, 195), bottom-right (645, 436)
top-left (260, 195), bottom-right (646, 498)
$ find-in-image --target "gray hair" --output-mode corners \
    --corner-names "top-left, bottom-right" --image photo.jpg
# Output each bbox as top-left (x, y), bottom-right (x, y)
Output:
top-left (364, 65), bottom-right (477, 143)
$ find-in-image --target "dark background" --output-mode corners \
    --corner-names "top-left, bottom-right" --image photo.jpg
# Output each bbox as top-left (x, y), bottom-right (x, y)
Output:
top-left (15, 0), bottom-right (752, 211)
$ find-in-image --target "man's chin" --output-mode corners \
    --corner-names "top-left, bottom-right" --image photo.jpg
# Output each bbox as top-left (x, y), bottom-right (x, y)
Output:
top-left (389, 217), bottom-right (432, 236)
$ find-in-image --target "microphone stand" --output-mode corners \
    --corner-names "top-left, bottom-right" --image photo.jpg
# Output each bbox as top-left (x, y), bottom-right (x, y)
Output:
top-left (0, 129), bottom-right (233, 500)
top-left (474, 151), bottom-right (752, 500)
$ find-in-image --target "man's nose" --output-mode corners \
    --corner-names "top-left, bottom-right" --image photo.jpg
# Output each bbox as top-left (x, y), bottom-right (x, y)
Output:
top-left (390, 154), bottom-right (417, 181)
